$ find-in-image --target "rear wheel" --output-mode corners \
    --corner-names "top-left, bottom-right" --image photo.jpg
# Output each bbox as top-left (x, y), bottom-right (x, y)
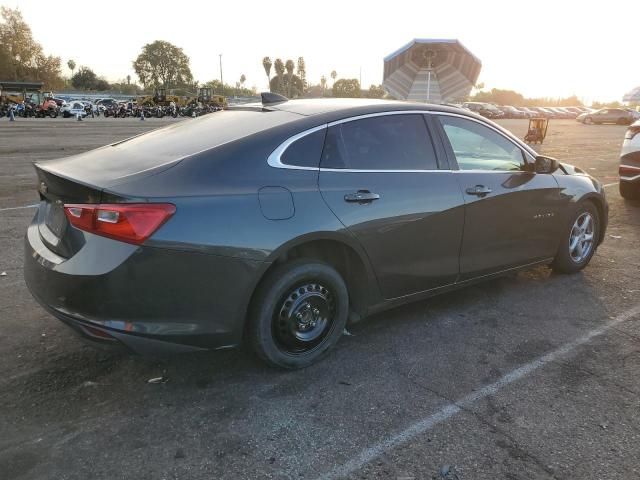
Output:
top-left (248, 260), bottom-right (349, 369)
top-left (552, 202), bottom-right (599, 274)
top-left (617, 117), bottom-right (628, 125)
top-left (620, 181), bottom-right (640, 200)
top-left (584, 117), bottom-right (593, 124)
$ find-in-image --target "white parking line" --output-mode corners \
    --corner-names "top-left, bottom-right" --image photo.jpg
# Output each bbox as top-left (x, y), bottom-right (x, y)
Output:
top-left (603, 182), bottom-right (619, 188)
top-left (0, 204), bottom-right (38, 212)
top-left (316, 304), bottom-right (640, 480)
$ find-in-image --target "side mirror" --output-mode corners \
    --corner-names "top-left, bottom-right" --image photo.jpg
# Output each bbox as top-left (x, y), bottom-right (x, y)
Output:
top-left (534, 155), bottom-right (560, 174)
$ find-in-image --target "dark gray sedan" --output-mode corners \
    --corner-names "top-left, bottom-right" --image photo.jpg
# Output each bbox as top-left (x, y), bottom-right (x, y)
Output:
top-left (25, 96), bottom-right (608, 368)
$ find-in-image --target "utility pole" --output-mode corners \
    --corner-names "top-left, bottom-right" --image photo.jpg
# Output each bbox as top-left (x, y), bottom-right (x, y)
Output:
top-left (219, 54), bottom-right (224, 96)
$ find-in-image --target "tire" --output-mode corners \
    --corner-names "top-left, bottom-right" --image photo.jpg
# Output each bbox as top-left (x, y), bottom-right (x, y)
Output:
top-left (584, 117), bottom-right (593, 125)
top-left (552, 202), bottom-right (599, 274)
top-left (247, 259), bottom-right (349, 369)
top-left (620, 181), bottom-right (640, 200)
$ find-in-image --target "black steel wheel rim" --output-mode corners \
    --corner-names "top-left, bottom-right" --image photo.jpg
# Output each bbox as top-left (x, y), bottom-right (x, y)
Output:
top-left (273, 282), bottom-right (336, 354)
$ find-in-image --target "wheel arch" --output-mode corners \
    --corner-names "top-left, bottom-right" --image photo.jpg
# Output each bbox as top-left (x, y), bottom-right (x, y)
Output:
top-left (579, 193), bottom-right (607, 245)
top-left (242, 232), bottom-right (379, 337)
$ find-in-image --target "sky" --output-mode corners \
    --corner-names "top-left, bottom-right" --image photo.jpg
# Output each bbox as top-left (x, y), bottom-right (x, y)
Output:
top-left (3, 0), bottom-right (639, 102)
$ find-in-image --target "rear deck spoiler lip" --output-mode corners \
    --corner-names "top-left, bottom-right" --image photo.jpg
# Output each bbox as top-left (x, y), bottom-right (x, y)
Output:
top-left (34, 156), bottom-right (184, 195)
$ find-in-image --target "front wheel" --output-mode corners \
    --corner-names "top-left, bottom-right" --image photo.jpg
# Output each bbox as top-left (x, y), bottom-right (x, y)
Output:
top-left (551, 202), bottom-right (599, 274)
top-left (247, 260), bottom-right (349, 369)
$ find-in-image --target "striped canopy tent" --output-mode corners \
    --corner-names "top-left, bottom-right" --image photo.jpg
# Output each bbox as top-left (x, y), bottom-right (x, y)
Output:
top-left (623, 86), bottom-right (640, 103)
top-left (383, 39), bottom-right (481, 104)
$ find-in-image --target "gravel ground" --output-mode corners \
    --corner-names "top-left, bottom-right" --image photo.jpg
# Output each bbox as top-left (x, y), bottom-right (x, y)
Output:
top-left (0, 116), bottom-right (639, 480)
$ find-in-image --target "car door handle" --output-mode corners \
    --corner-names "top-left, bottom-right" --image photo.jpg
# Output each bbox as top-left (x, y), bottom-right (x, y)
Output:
top-left (344, 190), bottom-right (380, 203)
top-left (465, 185), bottom-right (493, 197)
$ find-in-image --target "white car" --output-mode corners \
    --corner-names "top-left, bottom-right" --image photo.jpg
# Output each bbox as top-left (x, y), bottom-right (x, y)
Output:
top-left (619, 119), bottom-right (640, 200)
top-left (62, 100), bottom-right (88, 118)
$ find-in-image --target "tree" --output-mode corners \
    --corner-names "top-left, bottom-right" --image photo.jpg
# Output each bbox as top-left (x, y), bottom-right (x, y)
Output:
top-left (330, 70), bottom-right (337, 85)
top-left (262, 57), bottom-right (272, 90)
top-left (320, 75), bottom-right (327, 93)
top-left (366, 84), bottom-right (385, 99)
top-left (67, 59), bottom-right (75, 78)
top-left (285, 59), bottom-right (295, 97)
top-left (133, 40), bottom-right (193, 90)
top-left (471, 88), bottom-right (525, 106)
top-left (273, 58), bottom-right (285, 94)
top-left (333, 78), bottom-right (361, 98)
top-left (126, 74), bottom-right (131, 85)
top-left (240, 74), bottom-right (246, 89)
top-left (297, 57), bottom-right (306, 91)
top-left (71, 66), bottom-right (110, 91)
top-left (274, 58), bottom-right (285, 77)
top-left (205, 79), bottom-right (254, 97)
top-left (269, 74), bottom-right (303, 98)
top-left (111, 80), bottom-right (140, 95)
top-left (0, 7), bottom-right (64, 89)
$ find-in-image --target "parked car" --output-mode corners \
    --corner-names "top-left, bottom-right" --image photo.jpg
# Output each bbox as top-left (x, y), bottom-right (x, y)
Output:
top-left (546, 107), bottom-right (575, 119)
top-left (520, 106), bottom-right (541, 118)
top-left (61, 100), bottom-right (88, 118)
top-left (462, 102), bottom-right (504, 119)
top-left (563, 107), bottom-right (584, 116)
top-left (24, 97), bottom-right (608, 368)
top-left (619, 119), bottom-right (640, 200)
top-left (96, 98), bottom-right (118, 108)
top-left (577, 108), bottom-right (635, 125)
top-left (528, 107), bottom-right (558, 119)
top-left (498, 105), bottom-right (528, 119)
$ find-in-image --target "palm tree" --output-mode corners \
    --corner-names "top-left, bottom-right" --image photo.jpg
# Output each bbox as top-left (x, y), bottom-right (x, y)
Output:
top-left (320, 75), bottom-right (327, 94)
top-left (330, 70), bottom-right (337, 86)
top-left (240, 74), bottom-right (246, 91)
top-left (285, 59), bottom-right (295, 97)
top-left (262, 57), bottom-right (272, 91)
top-left (274, 59), bottom-right (285, 94)
top-left (67, 59), bottom-right (76, 80)
top-left (126, 74), bottom-right (131, 85)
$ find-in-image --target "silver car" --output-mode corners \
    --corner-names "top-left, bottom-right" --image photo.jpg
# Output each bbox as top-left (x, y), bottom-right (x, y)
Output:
top-left (577, 108), bottom-right (634, 125)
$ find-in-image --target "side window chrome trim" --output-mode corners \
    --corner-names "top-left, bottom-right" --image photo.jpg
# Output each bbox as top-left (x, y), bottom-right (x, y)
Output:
top-left (267, 124), bottom-right (328, 170)
top-left (267, 110), bottom-right (536, 172)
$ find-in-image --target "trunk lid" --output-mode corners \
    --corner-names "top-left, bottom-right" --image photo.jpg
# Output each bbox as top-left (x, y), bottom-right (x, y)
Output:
top-left (34, 165), bottom-right (110, 258)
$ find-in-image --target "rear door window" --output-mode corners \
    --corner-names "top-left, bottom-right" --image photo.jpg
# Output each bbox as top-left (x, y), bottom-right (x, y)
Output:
top-left (321, 114), bottom-right (438, 170)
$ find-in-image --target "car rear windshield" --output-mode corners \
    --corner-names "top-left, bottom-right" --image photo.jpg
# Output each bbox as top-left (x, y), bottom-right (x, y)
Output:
top-left (39, 110), bottom-right (302, 188)
top-left (113, 110), bottom-right (300, 159)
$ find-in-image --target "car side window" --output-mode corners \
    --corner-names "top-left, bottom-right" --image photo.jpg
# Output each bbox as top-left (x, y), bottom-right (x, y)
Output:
top-left (439, 116), bottom-right (526, 171)
top-left (281, 128), bottom-right (326, 168)
top-left (321, 114), bottom-right (438, 170)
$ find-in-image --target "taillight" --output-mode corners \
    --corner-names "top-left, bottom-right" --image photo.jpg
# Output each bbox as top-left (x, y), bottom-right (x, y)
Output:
top-left (63, 203), bottom-right (175, 245)
top-left (625, 125), bottom-right (640, 140)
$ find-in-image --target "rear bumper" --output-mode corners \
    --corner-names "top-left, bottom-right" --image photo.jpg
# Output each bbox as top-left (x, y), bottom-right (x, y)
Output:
top-left (620, 151), bottom-right (640, 183)
top-left (24, 216), bottom-right (268, 354)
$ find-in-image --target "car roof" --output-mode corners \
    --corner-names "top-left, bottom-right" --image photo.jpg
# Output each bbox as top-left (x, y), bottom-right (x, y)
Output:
top-left (253, 98), bottom-right (467, 120)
